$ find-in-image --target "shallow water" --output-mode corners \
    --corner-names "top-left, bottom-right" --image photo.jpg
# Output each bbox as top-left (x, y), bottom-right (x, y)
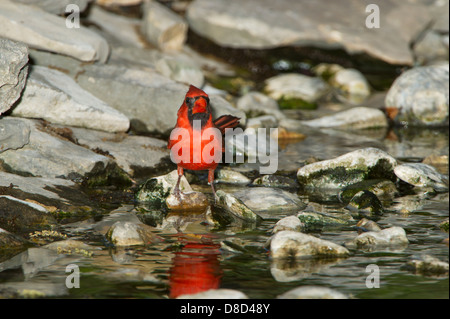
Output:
top-left (2, 126), bottom-right (447, 299)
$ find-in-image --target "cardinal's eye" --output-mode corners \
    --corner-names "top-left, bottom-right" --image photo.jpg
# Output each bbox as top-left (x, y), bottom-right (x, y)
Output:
top-left (185, 97), bottom-right (194, 106)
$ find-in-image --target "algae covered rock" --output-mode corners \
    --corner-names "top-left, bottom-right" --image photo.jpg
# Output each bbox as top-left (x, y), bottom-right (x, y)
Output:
top-left (215, 190), bottom-right (262, 223)
top-left (297, 148), bottom-right (397, 189)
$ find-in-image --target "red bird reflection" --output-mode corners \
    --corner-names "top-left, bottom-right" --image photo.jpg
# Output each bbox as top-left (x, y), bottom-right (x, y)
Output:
top-left (168, 234), bottom-right (222, 298)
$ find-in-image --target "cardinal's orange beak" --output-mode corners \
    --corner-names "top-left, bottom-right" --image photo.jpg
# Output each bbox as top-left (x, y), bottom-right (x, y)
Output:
top-left (192, 97), bottom-right (208, 114)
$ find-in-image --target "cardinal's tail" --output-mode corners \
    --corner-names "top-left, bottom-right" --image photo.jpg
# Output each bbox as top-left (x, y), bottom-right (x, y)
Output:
top-left (213, 115), bottom-right (240, 135)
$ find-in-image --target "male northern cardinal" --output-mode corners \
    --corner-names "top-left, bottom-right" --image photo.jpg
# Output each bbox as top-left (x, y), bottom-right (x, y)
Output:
top-left (168, 85), bottom-right (240, 199)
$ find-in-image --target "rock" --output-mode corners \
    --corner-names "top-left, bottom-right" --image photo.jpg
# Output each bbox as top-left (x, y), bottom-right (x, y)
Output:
top-left (16, 0), bottom-right (91, 15)
top-left (440, 219), bottom-right (449, 233)
top-left (0, 39), bottom-right (29, 115)
top-left (153, 53), bottom-right (204, 87)
top-left (0, 195), bottom-right (57, 235)
top-left (252, 175), bottom-right (298, 189)
top-left (215, 168), bottom-right (251, 185)
top-left (166, 191), bottom-right (209, 211)
top-left (339, 179), bottom-right (399, 203)
top-left (106, 221), bottom-right (162, 246)
top-left (236, 92), bottom-right (285, 120)
top-left (141, 0), bottom-right (188, 52)
top-left (11, 66), bottom-right (130, 133)
top-left (329, 68), bottom-right (371, 104)
top-left (96, 0), bottom-right (143, 7)
top-left (215, 190), bottom-right (262, 223)
top-left (297, 209), bottom-right (354, 231)
top-left (186, 0), bottom-right (431, 65)
top-left (0, 281), bottom-right (68, 298)
top-left (264, 73), bottom-right (329, 103)
top-left (0, 0), bottom-right (109, 62)
top-left (0, 118), bottom-right (30, 153)
top-left (346, 190), bottom-right (385, 219)
top-left (356, 218), bottom-right (382, 233)
top-left (135, 170), bottom-right (192, 206)
top-left (0, 118), bottom-right (128, 184)
top-left (272, 216), bottom-right (304, 233)
top-left (269, 231), bottom-right (349, 259)
top-left (43, 239), bottom-right (101, 256)
top-left (404, 255), bottom-right (449, 276)
top-left (177, 289), bottom-right (248, 299)
top-left (394, 163), bottom-right (449, 192)
top-left (87, 5), bottom-right (144, 48)
top-left (422, 154), bottom-right (448, 175)
top-left (344, 226), bottom-right (408, 250)
top-left (277, 286), bottom-right (348, 299)
top-left (301, 107), bottom-right (388, 130)
top-left (413, 30), bottom-right (449, 65)
top-left (385, 64), bottom-right (449, 126)
top-left (0, 228), bottom-right (30, 254)
top-left (69, 126), bottom-right (169, 177)
top-left (297, 148), bottom-right (398, 189)
top-left (246, 115), bottom-right (278, 129)
top-left (232, 187), bottom-right (306, 217)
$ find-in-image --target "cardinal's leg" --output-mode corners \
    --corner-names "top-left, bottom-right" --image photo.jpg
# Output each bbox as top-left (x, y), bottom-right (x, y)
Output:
top-left (173, 166), bottom-right (184, 199)
top-left (208, 168), bottom-right (217, 200)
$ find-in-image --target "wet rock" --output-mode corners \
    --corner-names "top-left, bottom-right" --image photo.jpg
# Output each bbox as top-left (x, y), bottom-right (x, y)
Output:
top-left (0, 118), bottom-right (30, 153)
top-left (297, 148), bottom-right (398, 189)
top-left (236, 92), bottom-right (285, 120)
top-left (16, 0), bottom-right (91, 15)
top-left (0, 0), bottom-right (109, 62)
top-left (166, 191), bottom-right (209, 211)
top-left (177, 289), bottom-right (248, 299)
top-left (385, 64), bottom-right (449, 126)
top-left (344, 226), bottom-right (408, 250)
top-left (329, 68), bottom-right (371, 104)
top-left (216, 168), bottom-right (251, 185)
top-left (252, 175), bottom-right (298, 189)
top-left (232, 187), bottom-right (306, 217)
top-left (264, 73), bottom-right (329, 104)
top-left (339, 179), bottom-right (399, 203)
top-left (135, 170), bottom-right (192, 206)
top-left (301, 107), bottom-right (387, 130)
top-left (12, 66), bottom-right (130, 133)
top-left (44, 239), bottom-right (101, 256)
top-left (269, 230), bottom-right (349, 259)
top-left (272, 216), bottom-right (304, 233)
top-left (106, 221), bottom-right (162, 247)
top-left (404, 255), bottom-right (449, 277)
top-left (297, 209), bottom-right (354, 231)
top-left (346, 190), bottom-right (385, 219)
top-left (141, 0), bottom-right (188, 52)
top-left (69, 126), bottom-right (169, 177)
top-left (0, 195), bottom-right (56, 235)
top-left (186, 0), bottom-right (431, 65)
top-left (422, 154), bottom-right (448, 175)
top-left (215, 190), bottom-right (262, 223)
top-left (277, 286), bottom-right (348, 299)
top-left (394, 163), bottom-right (449, 192)
top-left (356, 218), bottom-right (382, 233)
top-left (271, 258), bottom-right (345, 282)
top-left (0, 39), bottom-right (29, 115)
top-left (0, 118), bottom-right (127, 183)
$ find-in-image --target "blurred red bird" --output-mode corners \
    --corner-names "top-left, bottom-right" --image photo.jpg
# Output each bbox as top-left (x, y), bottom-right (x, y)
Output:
top-left (168, 85), bottom-right (240, 199)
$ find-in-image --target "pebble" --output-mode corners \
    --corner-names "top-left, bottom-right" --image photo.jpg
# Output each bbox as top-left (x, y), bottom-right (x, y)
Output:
top-left (277, 286), bottom-right (349, 299)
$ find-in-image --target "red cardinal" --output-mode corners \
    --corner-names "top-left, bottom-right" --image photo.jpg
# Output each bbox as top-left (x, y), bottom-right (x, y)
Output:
top-left (168, 85), bottom-right (240, 199)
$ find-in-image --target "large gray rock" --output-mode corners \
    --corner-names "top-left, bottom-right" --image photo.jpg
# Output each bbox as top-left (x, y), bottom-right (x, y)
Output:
top-left (0, 0), bottom-right (109, 62)
top-left (0, 39), bottom-right (29, 115)
top-left (69, 127), bottom-right (169, 176)
top-left (186, 0), bottom-right (432, 65)
top-left (0, 118), bottom-right (118, 180)
top-left (385, 64), bottom-right (449, 126)
top-left (297, 148), bottom-right (398, 189)
top-left (11, 66), bottom-right (130, 133)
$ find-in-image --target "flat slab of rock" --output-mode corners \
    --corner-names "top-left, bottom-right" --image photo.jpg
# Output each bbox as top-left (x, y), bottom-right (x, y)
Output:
top-left (0, 0), bottom-right (109, 62)
top-left (187, 0), bottom-right (432, 65)
top-left (297, 148), bottom-right (397, 189)
top-left (269, 230), bottom-right (349, 259)
top-left (0, 39), bottom-right (28, 115)
top-left (12, 66), bottom-right (130, 133)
